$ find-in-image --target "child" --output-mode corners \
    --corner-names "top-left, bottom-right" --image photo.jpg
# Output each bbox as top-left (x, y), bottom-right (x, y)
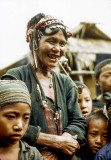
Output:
top-left (75, 81), bottom-right (92, 117)
top-left (94, 101), bottom-right (111, 160)
top-left (76, 109), bottom-right (110, 160)
top-left (93, 59), bottom-right (111, 110)
top-left (0, 80), bottom-right (44, 160)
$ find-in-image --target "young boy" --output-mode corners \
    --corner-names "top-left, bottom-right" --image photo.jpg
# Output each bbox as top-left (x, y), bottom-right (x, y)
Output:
top-left (93, 59), bottom-right (111, 110)
top-left (94, 101), bottom-right (111, 160)
top-left (0, 80), bottom-right (44, 160)
top-left (76, 109), bottom-right (110, 160)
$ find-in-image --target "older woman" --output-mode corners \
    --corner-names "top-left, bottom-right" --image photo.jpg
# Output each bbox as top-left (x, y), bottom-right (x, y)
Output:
top-left (1, 13), bottom-right (86, 160)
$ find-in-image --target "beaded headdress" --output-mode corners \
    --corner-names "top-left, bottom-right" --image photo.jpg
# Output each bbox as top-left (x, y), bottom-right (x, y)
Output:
top-left (26, 13), bottom-right (71, 68)
top-left (26, 14), bottom-right (71, 42)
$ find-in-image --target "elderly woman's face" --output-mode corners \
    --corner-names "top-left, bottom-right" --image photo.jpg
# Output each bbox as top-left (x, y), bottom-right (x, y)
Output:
top-left (37, 30), bottom-right (67, 69)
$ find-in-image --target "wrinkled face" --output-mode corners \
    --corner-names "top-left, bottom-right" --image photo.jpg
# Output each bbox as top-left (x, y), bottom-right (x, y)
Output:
top-left (0, 103), bottom-right (30, 146)
top-left (87, 119), bottom-right (109, 154)
top-left (97, 64), bottom-right (111, 92)
top-left (37, 30), bottom-right (67, 69)
top-left (78, 88), bottom-right (92, 117)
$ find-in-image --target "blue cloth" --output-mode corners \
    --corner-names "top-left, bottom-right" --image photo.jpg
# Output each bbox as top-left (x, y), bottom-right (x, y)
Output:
top-left (94, 142), bottom-right (111, 160)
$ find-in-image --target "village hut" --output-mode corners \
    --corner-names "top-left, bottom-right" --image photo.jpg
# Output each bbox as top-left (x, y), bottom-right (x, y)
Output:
top-left (65, 22), bottom-right (111, 98)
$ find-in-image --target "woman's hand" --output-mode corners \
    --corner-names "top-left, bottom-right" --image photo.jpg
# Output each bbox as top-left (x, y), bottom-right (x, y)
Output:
top-left (56, 132), bottom-right (80, 155)
top-left (37, 132), bottom-right (80, 156)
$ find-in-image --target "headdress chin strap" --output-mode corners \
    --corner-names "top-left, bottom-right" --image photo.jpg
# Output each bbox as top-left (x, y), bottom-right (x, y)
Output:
top-left (32, 30), bottom-right (38, 69)
top-left (27, 29), bottom-right (39, 69)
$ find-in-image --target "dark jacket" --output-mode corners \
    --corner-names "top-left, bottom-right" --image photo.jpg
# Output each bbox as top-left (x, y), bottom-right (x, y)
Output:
top-left (76, 144), bottom-right (95, 160)
top-left (1, 64), bottom-right (86, 146)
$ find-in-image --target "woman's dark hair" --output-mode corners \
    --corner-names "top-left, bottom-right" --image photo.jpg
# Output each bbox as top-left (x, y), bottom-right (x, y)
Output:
top-left (27, 13), bottom-right (46, 28)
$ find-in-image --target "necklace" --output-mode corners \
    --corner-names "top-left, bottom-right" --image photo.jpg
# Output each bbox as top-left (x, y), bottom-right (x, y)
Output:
top-left (36, 71), bottom-right (53, 88)
top-left (49, 74), bottom-right (53, 88)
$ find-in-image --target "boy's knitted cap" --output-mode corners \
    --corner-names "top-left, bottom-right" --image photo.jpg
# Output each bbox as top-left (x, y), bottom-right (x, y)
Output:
top-left (0, 80), bottom-right (31, 107)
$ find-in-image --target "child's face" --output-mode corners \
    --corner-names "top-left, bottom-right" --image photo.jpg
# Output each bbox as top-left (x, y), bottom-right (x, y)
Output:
top-left (0, 103), bottom-right (30, 146)
top-left (78, 88), bottom-right (92, 117)
top-left (97, 64), bottom-right (111, 92)
top-left (87, 119), bottom-right (109, 155)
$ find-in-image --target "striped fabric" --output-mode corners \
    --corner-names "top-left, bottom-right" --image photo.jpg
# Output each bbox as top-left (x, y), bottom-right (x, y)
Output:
top-left (0, 80), bottom-right (31, 107)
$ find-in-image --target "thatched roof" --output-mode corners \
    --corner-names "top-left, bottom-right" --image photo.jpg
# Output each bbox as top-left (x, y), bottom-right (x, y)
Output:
top-left (71, 22), bottom-right (111, 40)
top-left (67, 37), bottom-right (111, 54)
top-left (66, 22), bottom-right (111, 70)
